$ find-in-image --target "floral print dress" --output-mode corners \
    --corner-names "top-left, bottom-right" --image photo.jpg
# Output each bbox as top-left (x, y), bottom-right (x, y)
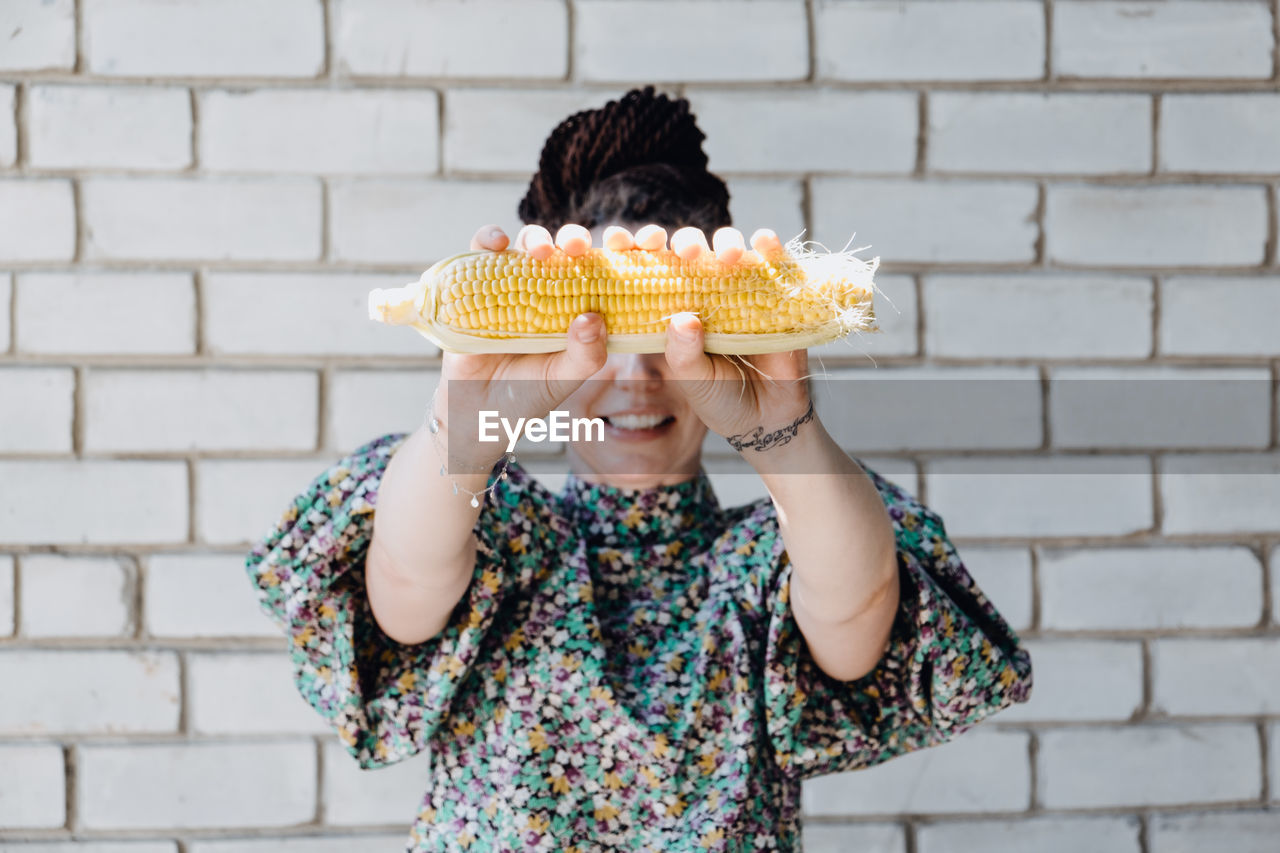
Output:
top-left (246, 431), bottom-right (1033, 852)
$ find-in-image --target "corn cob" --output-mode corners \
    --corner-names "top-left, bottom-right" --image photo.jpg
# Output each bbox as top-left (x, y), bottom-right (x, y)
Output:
top-left (368, 233), bottom-right (878, 354)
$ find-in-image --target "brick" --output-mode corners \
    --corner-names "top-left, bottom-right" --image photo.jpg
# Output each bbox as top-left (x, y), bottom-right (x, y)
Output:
top-left (1053, 1), bottom-right (1273, 80)
top-left (322, 740), bottom-right (431, 824)
top-left (813, 274), bottom-right (917, 360)
top-left (0, 460), bottom-right (188, 545)
top-left (0, 367), bottom-right (74, 452)
top-left (1160, 454), bottom-right (1280, 534)
top-left (20, 554), bottom-right (133, 638)
top-left (1049, 366), bottom-right (1271, 449)
top-left (801, 822), bottom-right (906, 853)
top-left (443, 89), bottom-right (609, 173)
top-left (1040, 546), bottom-right (1261, 631)
top-left (0, 179), bottom-right (76, 261)
top-left (817, 1), bottom-right (1045, 82)
top-left (0, 744), bottom-right (64, 828)
top-left (0, 556), bottom-right (11, 637)
top-left (0, 86), bottom-right (14, 166)
top-left (201, 89), bottom-right (437, 175)
top-left (0, 0), bottom-right (74, 71)
top-left (145, 552), bottom-right (279, 638)
top-left (1162, 95), bottom-right (1280, 174)
top-left (189, 653), bottom-right (328, 735)
top-left (204, 272), bottom-right (430, 356)
top-left (961, 547), bottom-right (1032, 633)
top-left (0, 274), bottom-right (9, 352)
top-left (813, 366), bottom-right (1041, 453)
top-left (1152, 811), bottom-right (1280, 853)
top-left (924, 275), bottom-right (1153, 359)
top-left (1046, 185), bottom-right (1268, 267)
top-left (931, 93), bottom-right (1150, 174)
top-left (0, 840), bottom-right (177, 845)
top-left (812, 179), bottom-right (1039, 263)
top-left (197, 458), bottom-right (339, 546)
top-left (998, 639), bottom-right (1143, 722)
top-left (925, 456), bottom-right (1153, 539)
top-left (724, 179), bottom-right (805, 246)
top-left (188, 838), bottom-right (406, 853)
top-left (83, 0), bottom-right (324, 77)
top-left (0, 651), bottom-right (178, 734)
top-left (1161, 277), bottom-right (1280, 356)
top-left (689, 89), bottom-right (917, 173)
top-left (28, 85), bottom-right (192, 171)
top-left (328, 179), bottom-right (526, 264)
top-left (15, 272), bottom-right (196, 356)
top-left (575, 0), bottom-right (807, 83)
top-left (84, 369), bottom-right (318, 453)
top-left (78, 742), bottom-right (316, 829)
top-left (1038, 725), bottom-right (1260, 808)
top-left (803, 730), bottom-right (1030, 815)
top-left (333, 0), bottom-right (566, 78)
top-left (328, 368), bottom-right (439, 452)
top-left (917, 817), bottom-right (1141, 853)
top-left (82, 178), bottom-right (321, 262)
top-left (706, 470), bottom-right (773, 509)
top-left (1152, 638), bottom-right (1280, 716)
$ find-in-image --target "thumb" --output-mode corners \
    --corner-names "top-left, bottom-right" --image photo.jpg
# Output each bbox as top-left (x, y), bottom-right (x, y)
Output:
top-left (543, 313), bottom-right (607, 400)
top-left (664, 313), bottom-right (715, 383)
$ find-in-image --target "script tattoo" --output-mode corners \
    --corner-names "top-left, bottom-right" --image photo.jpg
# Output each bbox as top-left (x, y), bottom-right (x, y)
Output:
top-left (726, 401), bottom-right (815, 452)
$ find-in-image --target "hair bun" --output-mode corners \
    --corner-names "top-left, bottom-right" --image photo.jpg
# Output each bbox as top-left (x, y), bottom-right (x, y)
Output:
top-left (518, 86), bottom-right (726, 232)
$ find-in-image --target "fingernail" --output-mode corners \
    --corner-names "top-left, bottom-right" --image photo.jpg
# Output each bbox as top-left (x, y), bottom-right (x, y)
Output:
top-left (488, 227), bottom-right (502, 240)
top-left (673, 319), bottom-right (696, 342)
top-left (576, 318), bottom-right (599, 343)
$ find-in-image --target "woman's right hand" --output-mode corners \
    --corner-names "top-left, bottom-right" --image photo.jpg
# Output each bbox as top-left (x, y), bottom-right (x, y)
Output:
top-left (432, 223), bottom-right (609, 470)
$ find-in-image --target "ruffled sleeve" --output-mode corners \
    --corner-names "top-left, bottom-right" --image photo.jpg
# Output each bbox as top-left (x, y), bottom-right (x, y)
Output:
top-left (758, 462), bottom-right (1034, 782)
top-left (244, 432), bottom-right (555, 770)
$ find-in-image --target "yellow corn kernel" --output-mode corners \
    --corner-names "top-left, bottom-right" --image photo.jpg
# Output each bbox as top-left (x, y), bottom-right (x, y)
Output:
top-left (369, 236), bottom-right (877, 355)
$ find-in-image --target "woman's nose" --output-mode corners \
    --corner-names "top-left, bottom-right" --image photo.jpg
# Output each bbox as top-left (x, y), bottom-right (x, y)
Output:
top-left (611, 353), bottom-right (666, 391)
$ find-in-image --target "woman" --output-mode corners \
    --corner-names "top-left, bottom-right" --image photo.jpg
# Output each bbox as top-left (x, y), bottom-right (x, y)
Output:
top-left (246, 86), bottom-right (1032, 852)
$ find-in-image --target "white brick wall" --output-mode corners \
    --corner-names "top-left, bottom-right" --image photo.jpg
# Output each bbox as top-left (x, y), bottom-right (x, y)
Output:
top-left (3, 2), bottom-right (1279, 848)
top-left (28, 85), bottom-right (192, 171)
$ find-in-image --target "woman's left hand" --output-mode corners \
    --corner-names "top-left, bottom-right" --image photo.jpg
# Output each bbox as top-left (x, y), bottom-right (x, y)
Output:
top-left (661, 226), bottom-right (813, 443)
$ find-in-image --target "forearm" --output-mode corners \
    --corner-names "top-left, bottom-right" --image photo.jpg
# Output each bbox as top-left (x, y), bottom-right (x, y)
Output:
top-left (745, 419), bottom-right (900, 679)
top-left (367, 391), bottom-right (502, 644)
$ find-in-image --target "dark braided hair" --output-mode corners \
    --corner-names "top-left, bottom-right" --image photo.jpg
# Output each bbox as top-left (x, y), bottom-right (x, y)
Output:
top-left (518, 86), bottom-right (732, 235)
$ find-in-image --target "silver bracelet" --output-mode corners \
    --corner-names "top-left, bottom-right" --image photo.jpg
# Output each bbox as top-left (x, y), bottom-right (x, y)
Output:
top-left (424, 388), bottom-right (512, 508)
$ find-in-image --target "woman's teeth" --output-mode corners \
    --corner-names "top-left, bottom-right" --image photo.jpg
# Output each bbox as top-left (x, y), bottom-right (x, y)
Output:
top-left (606, 414), bottom-right (673, 430)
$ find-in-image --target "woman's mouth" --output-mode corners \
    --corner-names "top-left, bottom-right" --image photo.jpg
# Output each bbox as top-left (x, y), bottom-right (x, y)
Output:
top-left (600, 413), bottom-right (677, 441)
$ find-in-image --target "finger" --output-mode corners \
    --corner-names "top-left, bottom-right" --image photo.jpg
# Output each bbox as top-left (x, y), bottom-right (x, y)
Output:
top-left (663, 312), bottom-right (715, 383)
top-left (602, 225), bottom-right (636, 251)
top-left (671, 226), bottom-right (709, 262)
top-left (469, 225), bottom-right (509, 252)
top-left (746, 349), bottom-right (808, 387)
top-left (556, 223), bottom-right (591, 257)
top-left (515, 224), bottom-right (555, 260)
top-left (634, 224), bottom-right (668, 251)
top-left (750, 228), bottom-right (783, 255)
top-left (711, 227), bottom-right (745, 264)
top-left (544, 313), bottom-right (608, 394)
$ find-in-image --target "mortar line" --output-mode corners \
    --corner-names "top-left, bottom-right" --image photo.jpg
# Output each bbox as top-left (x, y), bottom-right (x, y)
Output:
top-left (1260, 721), bottom-right (1271, 802)
top-left (73, 0), bottom-right (84, 75)
top-left (804, 0), bottom-right (817, 82)
top-left (1140, 638), bottom-right (1154, 718)
top-left (64, 744), bottom-right (78, 831)
top-left (323, 0), bottom-right (335, 80)
top-left (10, 556), bottom-right (21, 638)
top-left (320, 179), bottom-right (332, 262)
top-left (187, 457), bottom-right (198, 545)
top-left (132, 554), bottom-right (146, 640)
top-left (8, 272), bottom-right (16, 355)
top-left (1150, 93), bottom-right (1161, 174)
top-left (1260, 540), bottom-right (1274, 628)
top-left (1266, 183), bottom-right (1279, 268)
top-left (177, 649), bottom-right (190, 735)
top-left (1033, 182), bottom-right (1047, 267)
top-left (1137, 812), bottom-right (1150, 853)
top-left (1029, 545), bottom-right (1042, 632)
top-left (1043, 1), bottom-right (1054, 81)
top-left (800, 176), bottom-right (813, 249)
top-left (902, 820), bottom-right (917, 853)
top-left (1039, 365), bottom-right (1051, 450)
top-left (1150, 454), bottom-right (1163, 536)
top-left (71, 177), bottom-right (85, 262)
top-left (915, 91), bottom-right (928, 176)
top-left (912, 273), bottom-right (925, 358)
top-left (1028, 730), bottom-right (1041, 810)
top-left (188, 89), bottom-right (200, 171)
top-left (72, 365), bottom-right (85, 456)
top-left (436, 87), bottom-right (446, 176)
top-left (565, 0), bottom-right (577, 83)
top-left (193, 269), bottom-right (206, 356)
top-left (1150, 275), bottom-right (1161, 358)
top-left (315, 737), bottom-right (328, 824)
top-left (1274, 0), bottom-right (1280, 83)
top-left (12, 83), bottom-right (26, 169)
top-left (317, 366), bottom-right (332, 452)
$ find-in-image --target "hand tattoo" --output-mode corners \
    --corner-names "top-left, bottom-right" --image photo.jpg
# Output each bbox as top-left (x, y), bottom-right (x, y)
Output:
top-left (726, 401), bottom-right (815, 452)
